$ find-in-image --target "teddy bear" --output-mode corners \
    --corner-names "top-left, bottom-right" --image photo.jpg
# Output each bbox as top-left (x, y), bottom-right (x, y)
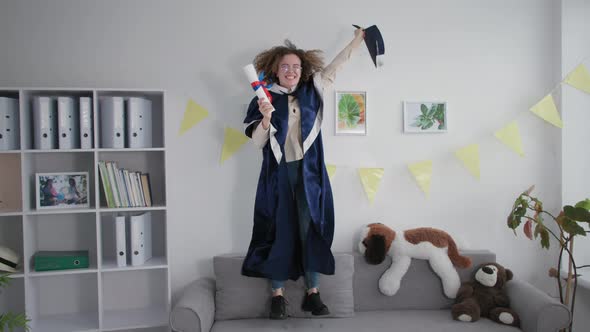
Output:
top-left (451, 262), bottom-right (520, 327)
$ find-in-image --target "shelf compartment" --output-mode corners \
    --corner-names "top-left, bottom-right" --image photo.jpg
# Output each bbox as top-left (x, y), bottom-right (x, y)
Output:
top-left (102, 306), bottom-right (169, 331)
top-left (100, 210), bottom-right (167, 270)
top-left (0, 153), bottom-right (22, 212)
top-left (25, 212), bottom-right (98, 274)
top-left (21, 151), bottom-right (95, 211)
top-left (0, 90), bottom-right (21, 151)
top-left (20, 90), bottom-right (94, 151)
top-left (27, 273), bottom-right (99, 332)
top-left (101, 269), bottom-right (169, 330)
top-left (98, 151), bottom-right (166, 207)
top-left (0, 215), bottom-right (24, 274)
top-left (95, 91), bottom-right (164, 149)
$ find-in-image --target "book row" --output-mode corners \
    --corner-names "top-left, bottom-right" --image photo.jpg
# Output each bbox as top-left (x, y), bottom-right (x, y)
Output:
top-left (98, 161), bottom-right (153, 208)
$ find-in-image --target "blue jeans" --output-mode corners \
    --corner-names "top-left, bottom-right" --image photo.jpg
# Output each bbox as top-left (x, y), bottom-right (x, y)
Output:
top-left (271, 160), bottom-right (319, 291)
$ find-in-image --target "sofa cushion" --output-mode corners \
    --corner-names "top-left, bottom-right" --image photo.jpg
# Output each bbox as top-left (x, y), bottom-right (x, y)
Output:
top-left (209, 310), bottom-right (520, 332)
top-left (353, 250), bottom-right (496, 311)
top-left (213, 253), bottom-right (354, 320)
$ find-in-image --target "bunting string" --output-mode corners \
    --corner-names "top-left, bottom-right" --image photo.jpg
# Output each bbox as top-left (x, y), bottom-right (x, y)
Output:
top-left (178, 59), bottom-right (590, 203)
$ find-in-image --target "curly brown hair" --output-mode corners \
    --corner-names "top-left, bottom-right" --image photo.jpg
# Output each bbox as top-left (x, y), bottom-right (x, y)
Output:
top-left (253, 40), bottom-right (324, 85)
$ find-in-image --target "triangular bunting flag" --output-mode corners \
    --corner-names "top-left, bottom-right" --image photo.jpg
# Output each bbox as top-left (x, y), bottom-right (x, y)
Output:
top-left (358, 168), bottom-right (384, 205)
top-left (408, 160), bottom-right (433, 196)
top-left (179, 99), bottom-right (209, 135)
top-left (454, 144), bottom-right (480, 179)
top-left (326, 164), bottom-right (337, 181)
top-left (529, 94), bottom-right (563, 128)
top-left (220, 127), bottom-right (249, 164)
top-left (563, 64), bottom-right (590, 94)
top-left (494, 121), bottom-right (525, 157)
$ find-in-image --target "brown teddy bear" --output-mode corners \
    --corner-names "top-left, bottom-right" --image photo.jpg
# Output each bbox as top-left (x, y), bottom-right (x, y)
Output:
top-left (451, 262), bottom-right (520, 327)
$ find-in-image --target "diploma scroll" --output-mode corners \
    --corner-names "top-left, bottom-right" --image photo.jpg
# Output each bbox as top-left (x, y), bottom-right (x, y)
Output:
top-left (243, 64), bottom-right (275, 112)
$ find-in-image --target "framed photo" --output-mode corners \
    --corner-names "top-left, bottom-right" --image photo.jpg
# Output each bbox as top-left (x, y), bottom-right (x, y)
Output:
top-left (335, 91), bottom-right (367, 135)
top-left (403, 101), bottom-right (448, 133)
top-left (36, 172), bottom-right (89, 210)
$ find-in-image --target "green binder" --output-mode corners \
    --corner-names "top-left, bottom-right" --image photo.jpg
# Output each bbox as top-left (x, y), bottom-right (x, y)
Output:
top-left (33, 250), bottom-right (90, 272)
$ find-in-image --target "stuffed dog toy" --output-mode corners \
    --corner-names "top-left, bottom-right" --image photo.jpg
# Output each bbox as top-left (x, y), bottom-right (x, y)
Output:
top-left (451, 262), bottom-right (520, 327)
top-left (358, 223), bottom-right (472, 298)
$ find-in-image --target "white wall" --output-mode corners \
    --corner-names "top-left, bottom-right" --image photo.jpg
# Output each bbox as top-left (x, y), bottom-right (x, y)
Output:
top-left (0, 0), bottom-right (563, 300)
top-left (562, 0), bottom-right (590, 330)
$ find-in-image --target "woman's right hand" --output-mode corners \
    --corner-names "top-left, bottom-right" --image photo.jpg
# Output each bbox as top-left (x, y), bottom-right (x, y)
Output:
top-left (258, 99), bottom-right (273, 129)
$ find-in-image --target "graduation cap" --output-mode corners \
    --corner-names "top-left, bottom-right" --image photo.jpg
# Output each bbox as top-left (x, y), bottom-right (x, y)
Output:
top-left (354, 24), bottom-right (384, 67)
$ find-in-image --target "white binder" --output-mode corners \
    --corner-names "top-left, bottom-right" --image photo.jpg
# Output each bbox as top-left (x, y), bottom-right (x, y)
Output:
top-left (128, 212), bottom-right (152, 266)
top-left (0, 97), bottom-right (19, 151)
top-left (99, 96), bottom-right (125, 148)
top-left (57, 96), bottom-right (79, 149)
top-left (126, 97), bottom-right (152, 148)
top-left (115, 215), bottom-right (127, 267)
top-left (79, 97), bottom-right (93, 149)
top-left (33, 96), bottom-right (57, 150)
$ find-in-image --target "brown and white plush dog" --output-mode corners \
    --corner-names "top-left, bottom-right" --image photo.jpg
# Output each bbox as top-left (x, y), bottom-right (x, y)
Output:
top-left (358, 223), bottom-right (472, 298)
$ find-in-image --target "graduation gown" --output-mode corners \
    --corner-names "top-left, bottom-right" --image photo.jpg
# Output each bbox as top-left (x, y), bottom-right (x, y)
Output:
top-left (241, 79), bottom-right (335, 281)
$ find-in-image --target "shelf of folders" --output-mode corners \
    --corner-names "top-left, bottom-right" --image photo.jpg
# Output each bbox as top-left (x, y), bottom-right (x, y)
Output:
top-left (98, 161), bottom-right (152, 208)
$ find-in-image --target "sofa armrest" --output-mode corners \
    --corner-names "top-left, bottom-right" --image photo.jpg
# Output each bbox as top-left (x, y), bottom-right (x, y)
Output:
top-left (506, 279), bottom-right (571, 332)
top-left (170, 278), bottom-right (216, 332)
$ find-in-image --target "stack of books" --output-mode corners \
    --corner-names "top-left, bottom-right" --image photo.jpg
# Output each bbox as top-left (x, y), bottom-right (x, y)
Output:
top-left (98, 161), bottom-right (152, 208)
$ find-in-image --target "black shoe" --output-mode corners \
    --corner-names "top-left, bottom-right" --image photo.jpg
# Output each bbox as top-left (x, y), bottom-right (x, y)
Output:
top-left (270, 295), bottom-right (287, 320)
top-left (302, 292), bottom-right (330, 316)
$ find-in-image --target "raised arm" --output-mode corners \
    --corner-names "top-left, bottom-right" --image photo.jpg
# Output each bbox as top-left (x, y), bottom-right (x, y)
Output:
top-left (320, 28), bottom-right (365, 86)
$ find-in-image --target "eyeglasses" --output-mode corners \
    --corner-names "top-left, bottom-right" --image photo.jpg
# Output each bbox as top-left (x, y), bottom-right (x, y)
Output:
top-left (279, 64), bottom-right (302, 73)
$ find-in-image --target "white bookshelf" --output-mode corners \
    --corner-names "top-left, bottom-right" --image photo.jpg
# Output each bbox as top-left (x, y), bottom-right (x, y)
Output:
top-left (0, 88), bottom-right (170, 332)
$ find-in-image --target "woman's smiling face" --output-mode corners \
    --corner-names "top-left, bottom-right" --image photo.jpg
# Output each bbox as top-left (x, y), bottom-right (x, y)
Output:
top-left (276, 54), bottom-right (302, 89)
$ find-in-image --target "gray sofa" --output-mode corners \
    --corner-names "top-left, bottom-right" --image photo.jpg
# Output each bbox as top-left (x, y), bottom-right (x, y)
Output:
top-left (170, 250), bottom-right (571, 332)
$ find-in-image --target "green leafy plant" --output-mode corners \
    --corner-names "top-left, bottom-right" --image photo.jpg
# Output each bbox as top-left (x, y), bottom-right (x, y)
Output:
top-left (411, 103), bottom-right (446, 130)
top-left (338, 94), bottom-right (361, 127)
top-left (507, 186), bottom-right (590, 332)
top-left (0, 273), bottom-right (30, 332)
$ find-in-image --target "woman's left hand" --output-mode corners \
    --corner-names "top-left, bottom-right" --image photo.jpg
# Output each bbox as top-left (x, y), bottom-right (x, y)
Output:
top-left (354, 27), bottom-right (365, 40)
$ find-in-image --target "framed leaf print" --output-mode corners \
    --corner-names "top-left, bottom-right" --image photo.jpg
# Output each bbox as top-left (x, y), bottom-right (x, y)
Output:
top-left (403, 101), bottom-right (448, 133)
top-left (335, 91), bottom-right (367, 135)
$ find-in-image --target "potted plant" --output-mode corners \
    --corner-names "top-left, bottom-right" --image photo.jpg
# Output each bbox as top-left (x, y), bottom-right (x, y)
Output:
top-left (0, 273), bottom-right (30, 331)
top-left (506, 185), bottom-right (590, 331)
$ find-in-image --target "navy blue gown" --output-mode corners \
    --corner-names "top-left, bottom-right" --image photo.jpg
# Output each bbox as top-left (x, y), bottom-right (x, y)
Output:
top-left (241, 79), bottom-right (335, 281)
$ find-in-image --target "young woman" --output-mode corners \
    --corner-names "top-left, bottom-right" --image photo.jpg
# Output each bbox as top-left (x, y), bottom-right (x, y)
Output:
top-left (242, 28), bottom-right (364, 319)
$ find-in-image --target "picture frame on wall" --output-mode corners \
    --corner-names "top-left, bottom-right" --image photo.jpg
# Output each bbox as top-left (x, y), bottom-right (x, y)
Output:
top-left (403, 101), bottom-right (448, 133)
top-left (36, 172), bottom-right (89, 210)
top-left (335, 91), bottom-right (367, 135)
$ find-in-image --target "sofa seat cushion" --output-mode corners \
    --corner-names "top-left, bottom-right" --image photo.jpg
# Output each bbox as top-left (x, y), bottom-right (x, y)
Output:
top-left (210, 310), bottom-right (521, 332)
top-left (213, 253), bottom-right (354, 320)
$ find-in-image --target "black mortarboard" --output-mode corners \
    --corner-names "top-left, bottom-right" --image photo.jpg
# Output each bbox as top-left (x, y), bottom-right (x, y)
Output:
top-left (354, 24), bottom-right (384, 67)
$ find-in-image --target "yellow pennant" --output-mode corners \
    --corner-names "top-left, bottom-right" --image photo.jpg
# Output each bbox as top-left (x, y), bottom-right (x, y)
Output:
top-left (220, 127), bottom-right (249, 164)
top-left (326, 164), bottom-right (337, 181)
top-left (358, 168), bottom-right (384, 205)
top-left (529, 94), bottom-right (563, 128)
top-left (563, 64), bottom-right (590, 94)
top-left (408, 160), bottom-right (433, 196)
top-left (454, 144), bottom-right (480, 179)
top-left (494, 121), bottom-right (524, 157)
top-left (179, 99), bottom-right (209, 135)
